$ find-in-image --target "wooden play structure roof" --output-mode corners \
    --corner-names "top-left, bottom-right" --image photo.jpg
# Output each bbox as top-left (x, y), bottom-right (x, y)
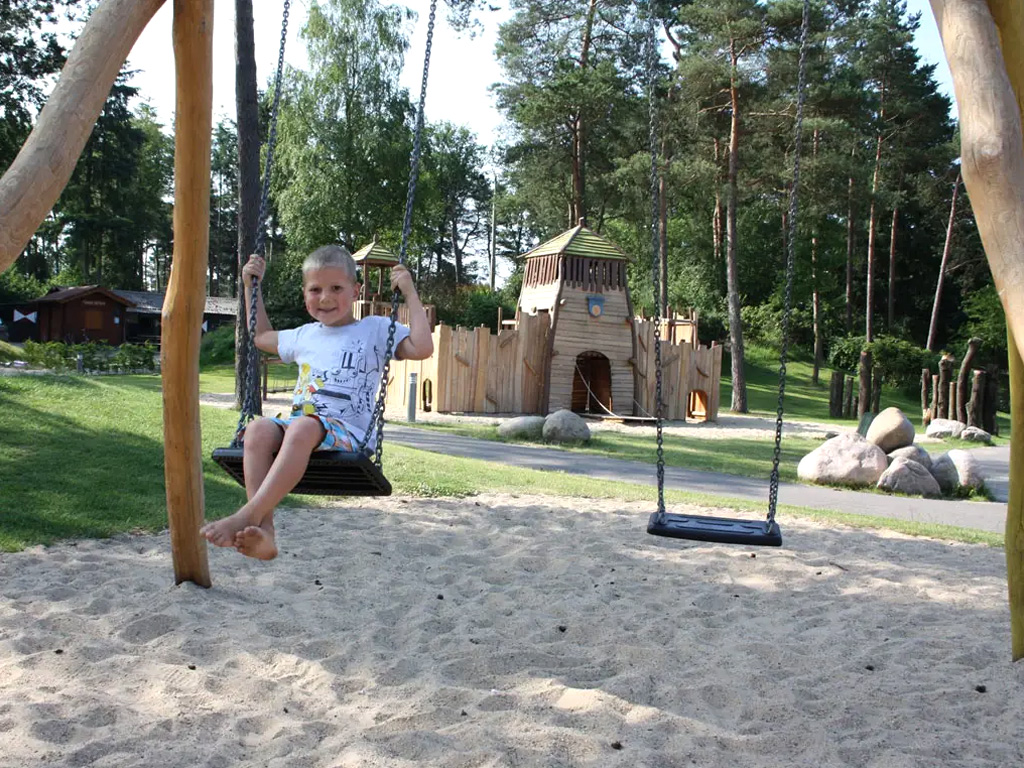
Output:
top-left (352, 241), bottom-right (400, 266)
top-left (522, 223), bottom-right (629, 262)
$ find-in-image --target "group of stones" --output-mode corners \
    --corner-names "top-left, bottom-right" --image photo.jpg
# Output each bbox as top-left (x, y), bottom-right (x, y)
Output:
top-left (797, 407), bottom-right (992, 498)
top-left (498, 409), bottom-right (593, 443)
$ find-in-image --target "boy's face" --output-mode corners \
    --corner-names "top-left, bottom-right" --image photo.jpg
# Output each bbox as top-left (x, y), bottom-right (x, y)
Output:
top-left (303, 267), bottom-right (359, 326)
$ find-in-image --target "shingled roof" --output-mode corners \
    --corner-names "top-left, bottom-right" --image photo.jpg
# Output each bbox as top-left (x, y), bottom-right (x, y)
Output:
top-left (521, 223), bottom-right (629, 262)
top-left (352, 240), bottom-right (400, 266)
top-left (38, 286), bottom-right (135, 306)
top-left (111, 290), bottom-right (238, 316)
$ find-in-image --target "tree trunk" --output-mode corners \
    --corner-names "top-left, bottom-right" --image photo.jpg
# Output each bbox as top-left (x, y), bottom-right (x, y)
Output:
top-left (713, 138), bottom-right (723, 267)
top-left (725, 41), bottom-right (746, 413)
top-left (844, 376), bottom-right (854, 419)
top-left (887, 205), bottom-right (899, 330)
top-left (845, 146), bottom-right (856, 335)
top-left (926, 172), bottom-right (962, 351)
top-left (865, 131), bottom-right (884, 343)
top-left (234, 0), bottom-right (261, 413)
top-left (957, 336), bottom-right (981, 422)
top-left (569, 0), bottom-right (598, 225)
top-left (984, 364), bottom-right (999, 435)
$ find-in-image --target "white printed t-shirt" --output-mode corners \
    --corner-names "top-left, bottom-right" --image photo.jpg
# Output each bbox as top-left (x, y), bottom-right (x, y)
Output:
top-left (276, 315), bottom-right (410, 449)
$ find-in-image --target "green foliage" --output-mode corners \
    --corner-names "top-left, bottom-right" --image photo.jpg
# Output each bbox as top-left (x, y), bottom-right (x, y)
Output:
top-left (958, 284), bottom-right (1007, 362)
top-left (200, 324), bottom-right (237, 366)
top-left (0, 269), bottom-right (45, 303)
top-left (20, 340), bottom-right (157, 373)
top-left (827, 333), bottom-right (937, 391)
top-left (430, 285), bottom-right (515, 332)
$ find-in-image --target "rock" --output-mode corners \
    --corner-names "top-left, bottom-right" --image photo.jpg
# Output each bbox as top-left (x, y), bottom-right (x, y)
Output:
top-left (887, 444), bottom-right (932, 470)
top-left (930, 449), bottom-right (985, 493)
top-left (877, 457), bottom-right (941, 497)
top-left (926, 418), bottom-right (966, 439)
top-left (542, 409), bottom-right (591, 443)
top-left (865, 406), bottom-right (915, 452)
top-left (960, 426), bottom-right (993, 445)
top-left (797, 433), bottom-right (888, 488)
top-left (497, 415), bottom-right (546, 440)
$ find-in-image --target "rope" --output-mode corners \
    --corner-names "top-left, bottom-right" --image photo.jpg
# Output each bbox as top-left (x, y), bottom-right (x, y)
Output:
top-left (767, 0), bottom-right (811, 527)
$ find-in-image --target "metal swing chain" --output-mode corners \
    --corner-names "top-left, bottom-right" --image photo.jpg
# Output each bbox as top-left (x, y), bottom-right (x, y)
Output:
top-left (358, 0), bottom-right (438, 467)
top-left (232, 0), bottom-right (292, 447)
top-left (767, 0), bottom-right (811, 525)
top-left (644, 2), bottom-right (666, 523)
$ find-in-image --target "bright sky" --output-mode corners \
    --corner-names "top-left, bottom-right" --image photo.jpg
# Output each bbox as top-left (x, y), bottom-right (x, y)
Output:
top-left (125, 0), bottom-right (512, 146)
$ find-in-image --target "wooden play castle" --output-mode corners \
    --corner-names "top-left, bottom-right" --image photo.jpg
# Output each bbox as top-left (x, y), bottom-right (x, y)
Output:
top-left (385, 223), bottom-right (723, 421)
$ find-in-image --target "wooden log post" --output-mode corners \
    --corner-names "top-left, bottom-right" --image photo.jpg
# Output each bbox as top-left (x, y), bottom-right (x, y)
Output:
top-left (857, 351), bottom-right (872, 418)
top-left (829, 371), bottom-right (843, 418)
top-left (931, 374), bottom-right (940, 422)
top-left (921, 368), bottom-right (932, 426)
top-left (983, 364), bottom-right (1000, 435)
top-left (949, 381), bottom-right (957, 420)
top-left (937, 353), bottom-right (955, 419)
top-left (164, 0), bottom-right (214, 588)
top-left (967, 369), bottom-right (983, 427)
top-left (871, 373), bottom-right (882, 414)
top-left (929, 0), bottom-right (1024, 659)
top-left (0, 0), bottom-right (168, 274)
top-left (957, 337), bottom-right (981, 422)
top-left (843, 376), bottom-right (854, 419)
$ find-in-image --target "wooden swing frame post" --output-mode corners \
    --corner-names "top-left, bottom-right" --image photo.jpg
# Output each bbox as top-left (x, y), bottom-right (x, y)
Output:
top-left (163, 0), bottom-right (214, 587)
top-left (929, 0), bottom-right (1024, 660)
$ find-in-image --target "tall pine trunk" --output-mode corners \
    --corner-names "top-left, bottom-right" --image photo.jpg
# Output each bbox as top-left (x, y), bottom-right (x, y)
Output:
top-left (887, 206), bottom-right (899, 330)
top-left (811, 129), bottom-right (822, 385)
top-left (234, 0), bottom-right (261, 413)
top-left (726, 41), bottom-right (747, 413)
top-left (926, 172), bottom-right (961, 351)
top-left (845, 145), bottom-right (856, 334)
top-left (570, 0), bottom-right (598, 225)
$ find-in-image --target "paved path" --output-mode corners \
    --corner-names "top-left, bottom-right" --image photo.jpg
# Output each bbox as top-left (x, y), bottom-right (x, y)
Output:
top-left (387, 426), bottom-right (1008, 535)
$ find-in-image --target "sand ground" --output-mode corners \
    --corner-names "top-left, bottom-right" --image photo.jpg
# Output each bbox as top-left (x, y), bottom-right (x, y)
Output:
top-left (1, 494), bottom-right (1021, 767)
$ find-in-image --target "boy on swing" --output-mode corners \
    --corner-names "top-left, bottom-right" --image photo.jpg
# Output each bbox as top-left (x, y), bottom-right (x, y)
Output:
top-left (201, 245), bottom-right (433, 560)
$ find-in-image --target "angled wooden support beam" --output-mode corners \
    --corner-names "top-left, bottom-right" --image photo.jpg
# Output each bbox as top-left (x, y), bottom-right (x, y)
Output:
top-left (0, 0), bottom-right (167, 275)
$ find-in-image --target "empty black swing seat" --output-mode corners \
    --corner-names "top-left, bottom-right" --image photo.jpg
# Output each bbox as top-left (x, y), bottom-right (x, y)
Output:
top-left (647, 512), bottom-right (782, 547)
top-left (212, 446), bottom-right (392, 497)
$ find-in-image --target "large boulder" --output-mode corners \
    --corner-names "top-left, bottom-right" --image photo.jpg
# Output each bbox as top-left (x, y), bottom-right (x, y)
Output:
top-left (542, 409), bottom-right (591, 443)
top-left (960, 426), bottom-right (993, 445)
top-left (497, 415), bottom-right (546, 440)
top-left (865, 406), bottom-right (915, 453)
top-left (887, 444), bottom-right (933, 470)
top-left (926, 418), bottom-right (966, 439)
top-left (797, 433), bottom-right (888, 488)
top-left (930, 449), bottom-right (985, 493)
top-left (877, 457), bottom-right (941, 498)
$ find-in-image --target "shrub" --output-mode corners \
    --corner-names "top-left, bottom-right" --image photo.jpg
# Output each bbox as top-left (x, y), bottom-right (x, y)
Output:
top-left (19, 340), bottom-right (157, 373)
top-left (827, 334), bottom-right (939, 393)
top-left (200, 323), bottom-right (237, 365)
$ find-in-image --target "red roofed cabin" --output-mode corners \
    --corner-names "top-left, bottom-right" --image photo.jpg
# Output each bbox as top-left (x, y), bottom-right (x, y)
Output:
top-left (33, 286), bottom-right (134, 345)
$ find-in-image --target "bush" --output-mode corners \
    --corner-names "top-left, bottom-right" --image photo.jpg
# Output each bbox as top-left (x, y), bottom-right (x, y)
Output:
top-left (19, 340), bottom-right (157, 373)
top-left (200, 323), bottom-right (237, 365)
top-left (827, 334), bottom-right (939, 393)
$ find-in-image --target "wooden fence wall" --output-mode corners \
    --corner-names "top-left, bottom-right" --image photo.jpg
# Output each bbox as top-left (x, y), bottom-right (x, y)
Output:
top-left (385, 315), bottom-right (722, 421)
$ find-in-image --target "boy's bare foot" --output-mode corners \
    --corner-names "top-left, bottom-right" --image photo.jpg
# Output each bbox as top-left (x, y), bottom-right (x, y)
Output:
top-left (234, 525), bottom-right (278, 561)
top-left (200, 510), bottom-right (257, 548)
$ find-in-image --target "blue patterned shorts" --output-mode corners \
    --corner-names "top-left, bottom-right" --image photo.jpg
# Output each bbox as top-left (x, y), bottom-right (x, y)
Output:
top-left (258, 413), bottom-right (355, 452)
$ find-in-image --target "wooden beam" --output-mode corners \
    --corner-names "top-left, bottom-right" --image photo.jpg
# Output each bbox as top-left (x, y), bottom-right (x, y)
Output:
top-left (930, 0), bottom-right (1024, 660)
top-left (164, 0), bottom-right (214, 588)
top-left (0, 0), bottom-right (167, 275)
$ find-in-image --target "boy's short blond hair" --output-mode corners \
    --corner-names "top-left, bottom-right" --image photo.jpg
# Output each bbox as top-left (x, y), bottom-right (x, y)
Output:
top-left (302, 245), bottom-right (357, 282)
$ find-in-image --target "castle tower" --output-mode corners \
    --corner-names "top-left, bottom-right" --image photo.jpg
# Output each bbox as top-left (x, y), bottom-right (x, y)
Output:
top-left (517, 222), bottom-right (639, 416)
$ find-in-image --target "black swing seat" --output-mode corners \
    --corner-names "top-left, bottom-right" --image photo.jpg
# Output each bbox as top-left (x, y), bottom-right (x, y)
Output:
top-left (212, 446), bottom-right (392, 497)
top-left (647, 512), bottom-right (782, 547)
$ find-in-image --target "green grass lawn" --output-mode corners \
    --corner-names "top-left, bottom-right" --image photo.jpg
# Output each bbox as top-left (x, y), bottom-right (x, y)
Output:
top-left (0, 371), bottom-right (1004, 552)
